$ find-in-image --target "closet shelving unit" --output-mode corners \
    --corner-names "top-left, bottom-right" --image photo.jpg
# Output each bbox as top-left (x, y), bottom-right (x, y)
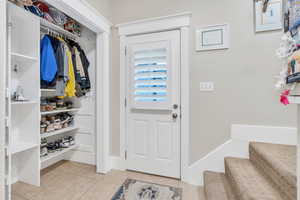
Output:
top-left (7, 2), bottom-right (41, 187)
top-left (7, 2), bottom-right (83, 187)
top-left (3, 0), bottom-right (110, 199)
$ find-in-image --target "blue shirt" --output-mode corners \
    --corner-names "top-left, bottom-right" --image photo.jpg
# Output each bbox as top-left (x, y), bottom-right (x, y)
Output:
top-left (40, 35), bottom-right (57, 82)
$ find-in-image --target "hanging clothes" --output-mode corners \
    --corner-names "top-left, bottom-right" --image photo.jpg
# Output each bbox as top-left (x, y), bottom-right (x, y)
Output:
top-left (40, 35), bottom-right (57, 83)
top-left (74, 47), bottom-right (85, 78)
top-left (48, 36), bottom-right (68, 96)
top-left (77, 45), bottom-right (91, 91)
top-left (40, 34), bottom-right (90, 97)
top-left (56, 38), bottom-right (76, 98)
top-left (68, 40), bottom-right (91, 91)
top-left (50, 37), bottom-right (69, 81)
top-left (64, 47), bottom-right (76, 97)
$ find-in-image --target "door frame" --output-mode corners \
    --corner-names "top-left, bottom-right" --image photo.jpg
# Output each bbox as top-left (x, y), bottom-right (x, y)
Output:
top-left (117, 12), bottom-right (191, 181)
top-left (0, 0), bottom-right (7, 199)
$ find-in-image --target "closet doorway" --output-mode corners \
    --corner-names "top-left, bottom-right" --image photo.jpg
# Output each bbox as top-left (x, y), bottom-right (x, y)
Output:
top-left (0, 1), bottom-right (111, 200)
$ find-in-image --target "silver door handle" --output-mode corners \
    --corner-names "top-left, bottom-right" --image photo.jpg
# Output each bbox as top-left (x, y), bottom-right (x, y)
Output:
top-left (172, 113), bottom-right (178, 119)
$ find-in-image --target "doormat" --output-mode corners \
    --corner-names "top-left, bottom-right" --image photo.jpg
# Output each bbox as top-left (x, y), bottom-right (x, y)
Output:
top-left (111, 179), bottom-right (182, 200)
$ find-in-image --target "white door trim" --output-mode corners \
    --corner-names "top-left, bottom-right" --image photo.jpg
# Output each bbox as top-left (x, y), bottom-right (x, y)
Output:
top-left (0, 0), bottom-right (7, 199)
top-left (118, 12), bottom-right (191, 181)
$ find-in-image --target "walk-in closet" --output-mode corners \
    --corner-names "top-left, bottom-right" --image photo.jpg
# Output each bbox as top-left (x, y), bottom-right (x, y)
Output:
top-left (0, 1), bottom-right (111, 200)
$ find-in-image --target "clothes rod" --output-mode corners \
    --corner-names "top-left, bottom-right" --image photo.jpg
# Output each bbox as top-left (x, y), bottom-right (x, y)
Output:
top-left (40, 26), bottom-right (77, 41)
top-left (40, 25), bottom-right (76, 41)
top-left (40, 18), bottom-right (78, 41)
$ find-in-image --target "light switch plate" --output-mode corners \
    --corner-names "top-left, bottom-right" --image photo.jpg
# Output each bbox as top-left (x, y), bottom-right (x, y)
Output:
top-left (199, 82), bottom-right (214, 91)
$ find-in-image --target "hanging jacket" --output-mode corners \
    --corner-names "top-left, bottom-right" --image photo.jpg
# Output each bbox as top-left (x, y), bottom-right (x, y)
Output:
top-left (77, 45), bottom-right (91, 90)
top-left (65, 48), bottom-right (76, 97)
top-left (50, 37), bottom-right (63, 77)
top-left (67, 40), bottom-right (91, 91)
top-left (58, 42), bottom-right (76, 98)
top-left (74, 47), bottom-right (85, 78)
top-left (51, 37), bottom-right (69, 81)
top-left (40, 35), bottom-right (57, 83)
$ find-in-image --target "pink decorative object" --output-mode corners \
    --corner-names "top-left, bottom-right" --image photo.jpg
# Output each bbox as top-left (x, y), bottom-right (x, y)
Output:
top-left (280, 90), bottom-right (290, 105)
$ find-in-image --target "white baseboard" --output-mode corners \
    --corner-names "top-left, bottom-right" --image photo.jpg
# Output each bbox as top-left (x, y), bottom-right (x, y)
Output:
top-left (186, 139), bottom-right (249, 186)
top-left (109, 124), bottom-right (297, 186)
top-left (185, 124), bottom-right (297, 186)
top-left (65, 145), bottom-right (96, 165)
top-left (110, 156), bottom-right (126, 171)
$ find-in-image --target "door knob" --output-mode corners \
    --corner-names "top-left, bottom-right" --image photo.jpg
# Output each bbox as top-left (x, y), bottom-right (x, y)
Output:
top-left (172, 113), bottom-right (178, 119)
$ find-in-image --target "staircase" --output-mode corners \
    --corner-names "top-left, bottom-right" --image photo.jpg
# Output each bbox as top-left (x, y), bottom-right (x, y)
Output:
top-left (203, 142), bottom-right (297, 200)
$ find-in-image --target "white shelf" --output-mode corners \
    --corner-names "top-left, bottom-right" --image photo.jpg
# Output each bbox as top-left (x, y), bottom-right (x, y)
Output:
top-left (41, 144), bottom-right (78, 163)
top-left (10, 142), bottom-right (39, 155)
top-left (41, 108), bottom-right (80, 115)
top-left (41, 89), bottom-right (56, 92)
top-left (41, 126), bottom-right (79, 138)
top-left (11, 101), bottom-right (38, 105)
top-left (11, 52), bottom-right (38, 63)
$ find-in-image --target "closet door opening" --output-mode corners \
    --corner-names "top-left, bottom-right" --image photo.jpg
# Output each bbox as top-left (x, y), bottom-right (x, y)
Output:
top-left (4, 1), bottom-right (111, 200)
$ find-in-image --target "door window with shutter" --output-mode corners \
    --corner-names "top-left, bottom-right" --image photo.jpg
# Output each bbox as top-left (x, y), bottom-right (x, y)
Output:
top-left (129, 41), bottom-right (172, 110)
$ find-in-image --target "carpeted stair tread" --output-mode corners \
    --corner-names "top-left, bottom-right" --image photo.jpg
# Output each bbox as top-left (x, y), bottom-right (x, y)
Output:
top-left (225, 157), bottom-right (285, 200)
top-left (249, 142), bottom-right (296, 200)
top-left (204, 171), bottom-right (237, 200)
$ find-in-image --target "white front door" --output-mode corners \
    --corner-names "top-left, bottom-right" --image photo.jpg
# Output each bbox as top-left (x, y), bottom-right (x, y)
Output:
top-left (125, 30), bottom-right (181, 178)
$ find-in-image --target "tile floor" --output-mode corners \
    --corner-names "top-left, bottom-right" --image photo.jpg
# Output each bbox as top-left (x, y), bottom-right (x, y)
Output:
top-left (12, 161), bottom-right (205, 200)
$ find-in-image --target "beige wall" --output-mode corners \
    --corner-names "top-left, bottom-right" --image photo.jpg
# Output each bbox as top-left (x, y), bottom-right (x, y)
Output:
top-left (85, 0), bottom-right (112, 21)
top-left (105, 0), bottom-right (297, 164)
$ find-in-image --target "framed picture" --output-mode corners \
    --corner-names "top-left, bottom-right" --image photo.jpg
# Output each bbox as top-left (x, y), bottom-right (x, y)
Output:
top-left (255, 0), bottom-right (283, 32)
top-left (195, 24), bottom-right (230, 51)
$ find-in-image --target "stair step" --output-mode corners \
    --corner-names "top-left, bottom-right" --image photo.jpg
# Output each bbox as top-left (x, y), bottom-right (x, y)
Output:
top-left (204, 171), bottom-right (237, 200)
top-left (225, 157), bottom-right (286, 200)
top-left (249, 142), bottom-right (296, 200)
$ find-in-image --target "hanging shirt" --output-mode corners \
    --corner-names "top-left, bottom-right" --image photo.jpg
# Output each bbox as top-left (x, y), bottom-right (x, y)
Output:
top-left (40, 35), bottom-right (57, 83)
top-left (65, 48), bottom-right (76, 97)
top-left (67, 40), bottom-right (91, 91)
top-left (74, 47), bottom-right (85, 78)
top-left (53, 37), bottom-right (69, 81)
top-left (57, 41), bottom-right (76, 98)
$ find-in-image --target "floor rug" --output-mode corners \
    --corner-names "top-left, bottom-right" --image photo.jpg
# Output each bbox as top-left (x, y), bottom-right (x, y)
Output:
top-left (111, 179), bottom-right (182, 200)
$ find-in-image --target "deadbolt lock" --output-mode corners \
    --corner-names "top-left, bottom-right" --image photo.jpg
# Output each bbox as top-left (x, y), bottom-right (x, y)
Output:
top-left (172, 113), bottom-right (178, 119)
